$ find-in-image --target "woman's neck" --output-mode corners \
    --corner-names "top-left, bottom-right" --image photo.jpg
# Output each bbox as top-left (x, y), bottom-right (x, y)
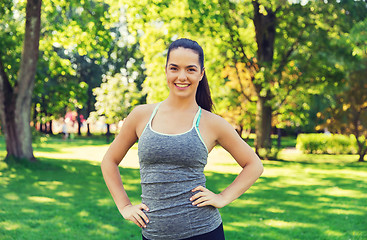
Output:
top-left (163, 94), bottom-right (198, 111)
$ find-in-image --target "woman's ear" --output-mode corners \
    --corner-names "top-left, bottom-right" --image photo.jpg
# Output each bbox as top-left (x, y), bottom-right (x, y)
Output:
top-left (200, 67), bottom-right (205, 81)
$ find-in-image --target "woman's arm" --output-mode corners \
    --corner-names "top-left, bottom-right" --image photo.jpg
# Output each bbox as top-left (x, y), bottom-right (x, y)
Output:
top-left (191, 114), bottom-right (263, 208)
top-left (101, 106), bottom-right (150, 228)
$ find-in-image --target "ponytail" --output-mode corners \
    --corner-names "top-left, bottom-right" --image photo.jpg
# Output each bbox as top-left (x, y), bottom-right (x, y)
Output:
top-left (196, 72), bottom-right (213, 112)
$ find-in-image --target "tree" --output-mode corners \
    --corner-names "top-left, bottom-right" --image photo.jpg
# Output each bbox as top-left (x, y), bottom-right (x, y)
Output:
top-left (33, 1), bottom-right (146, 137)
top-left (318, 18), bottom-right (367, 162)
top-left (32, 0), bottom-right (114, 137)
top-left (220, 63), bottom-right (257, 137)
top-left (0, 0), bottom-right (42, 162)
top-left (33, 49), bottom-right (86, 134)
top-left (122, 0), bottom-right (366, 158)
top-left (92, 72), bottom-right (143, 125)
top-left (91, 11), bottom-right (147, 135)
top-left (319, 62), bottom-right (367, 162)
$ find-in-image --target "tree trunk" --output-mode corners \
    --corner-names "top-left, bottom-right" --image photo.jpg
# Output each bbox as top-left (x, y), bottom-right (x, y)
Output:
top-left (252, 1), bottom-right (276, 155)
top-left (48, 120), bottom-right (53, 134)
top-left (0, 0), bottom-right (42, 162)
top-left (277, 128), bottom-right (282, 149)
top-left (77, 108), bottom-right (82, 136)
top-left (356, 139), bottom-right (366, 162)
top-left (32, 103), bottom-right (37, 128)
top-left (352, 113), bottom-right (366, 162)
top-left (358, 154), bottom-right (365, 162)
top-left (86, 94), bottom-right (92, 136)
top-left (40, 122), bottom-right (44, 133)
top-left (87, 123), bottom-right (92, 136)
top-left (106, 123), bottom-right (111, 143)
top-left (255, 96), bottom-right (272, 153)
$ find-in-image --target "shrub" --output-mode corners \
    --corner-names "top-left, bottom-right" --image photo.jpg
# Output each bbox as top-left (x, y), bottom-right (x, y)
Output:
top-left (296, 134), bottom-right (357, 154)
top-left (258, 147), bottom-right (280, 160)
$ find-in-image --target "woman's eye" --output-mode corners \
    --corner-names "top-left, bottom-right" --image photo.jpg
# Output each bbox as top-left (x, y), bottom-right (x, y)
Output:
top-left (170, 67), bottom-right (177, 71)
top-left (188, 68), bottom-right (196, 72)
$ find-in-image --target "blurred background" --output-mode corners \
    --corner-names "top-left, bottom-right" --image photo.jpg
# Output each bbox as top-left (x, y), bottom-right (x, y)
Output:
top-left (1, 0), bottom-right (366, 161)
top-left (0, 0), bottom-right (366, 239)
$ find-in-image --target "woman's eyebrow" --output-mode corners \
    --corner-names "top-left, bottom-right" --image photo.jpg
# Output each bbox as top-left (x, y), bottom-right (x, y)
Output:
top-left (169, 63), bottom-right (198, 69)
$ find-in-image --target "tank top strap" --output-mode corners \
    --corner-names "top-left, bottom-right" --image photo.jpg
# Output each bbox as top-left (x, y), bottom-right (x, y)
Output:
top-left (193, 107), bottom-right (202, 128)
top-left (148, 102), bottom-right (162, 124)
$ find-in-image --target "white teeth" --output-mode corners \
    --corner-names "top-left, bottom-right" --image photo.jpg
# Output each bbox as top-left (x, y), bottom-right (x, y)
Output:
top-left (175, 83), bottom-right (189, 87)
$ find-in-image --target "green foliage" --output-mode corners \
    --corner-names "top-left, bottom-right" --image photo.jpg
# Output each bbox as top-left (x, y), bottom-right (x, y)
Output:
top-left (121, 0), bottom-right (367, 135)
top-left (33, 49), bottom-right (87, 123)
top-left (92, 73), bottom-right (143, 124)
top-left (2, 0), bottom-right (366, 147)
top-left (0, 0), bottom-right (25, 85)
top-left (257, 147), bottom-right (280, 160)
top-left (348, 18), bottom-right (367, 58)
top-left (31, 1), bottom-right (147, 124)
top-left (296, 133), bottom-right (358, 155)
top-left (33, 0), bottom-right (116, 121)
top-left (317, 58), bottom-right (367, 161)
top-left (31, 127), bottom-right (49, 144)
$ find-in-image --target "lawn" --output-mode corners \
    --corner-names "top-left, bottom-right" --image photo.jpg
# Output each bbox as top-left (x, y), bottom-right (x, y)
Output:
top-left (0, 135), bottom-right (366, 239)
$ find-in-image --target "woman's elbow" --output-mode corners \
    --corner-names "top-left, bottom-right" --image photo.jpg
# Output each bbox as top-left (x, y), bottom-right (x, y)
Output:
top-left (258, 161), bottom-right (264, 176)
top-left (102, 152), bottom-right (122, 169)
top-left (101, 154), bottom-right (114, 171)
top-left (253, 156), bottom-right (264, 177)
top-left (101, 156), bottom-right (108, 172)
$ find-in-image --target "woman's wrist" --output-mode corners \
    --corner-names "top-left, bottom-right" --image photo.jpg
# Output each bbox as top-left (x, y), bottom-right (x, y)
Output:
top-left (218, 191), bottom-right (235, 207)
top-left (118, 202), bottom-right (132, 212)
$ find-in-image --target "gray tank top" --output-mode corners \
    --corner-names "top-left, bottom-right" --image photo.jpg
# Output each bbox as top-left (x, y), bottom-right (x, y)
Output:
top-left (138, 103), bottom-right (222, 240)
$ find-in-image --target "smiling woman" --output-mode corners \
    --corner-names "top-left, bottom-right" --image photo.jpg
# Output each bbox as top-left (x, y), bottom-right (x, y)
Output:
top-left (165, 47), bottom-right (204, 100)
top-left (101, 38), bottom-right (263, 240)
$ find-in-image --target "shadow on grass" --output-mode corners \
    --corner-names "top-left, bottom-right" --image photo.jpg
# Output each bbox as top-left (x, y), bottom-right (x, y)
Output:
top-left (207, 162), bottom-right (367, 240)
top-left (33, 137), bottom-right (111, 153)
top-left (0, 158), bottom-right (142, 240)
top-left (0, 135), bottom-right (111, 155)
top-left (0, 158), bottom-right (366, 240)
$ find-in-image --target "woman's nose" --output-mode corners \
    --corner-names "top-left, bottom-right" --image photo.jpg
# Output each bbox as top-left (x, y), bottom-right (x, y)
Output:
top-left (178, 70), bottom-right (187, 80)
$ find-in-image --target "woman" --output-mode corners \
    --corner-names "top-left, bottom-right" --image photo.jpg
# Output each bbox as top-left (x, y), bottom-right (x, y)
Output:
top-left (101, 38), bottom-right (263, 240)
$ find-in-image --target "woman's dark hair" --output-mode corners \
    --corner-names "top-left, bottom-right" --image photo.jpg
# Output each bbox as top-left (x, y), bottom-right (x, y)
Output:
top-left (166, 38), bottom-right (213, 112)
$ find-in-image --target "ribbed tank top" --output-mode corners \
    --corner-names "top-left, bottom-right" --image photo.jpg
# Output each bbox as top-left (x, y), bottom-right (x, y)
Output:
top-left (138, 103), bottom-right (222, 240)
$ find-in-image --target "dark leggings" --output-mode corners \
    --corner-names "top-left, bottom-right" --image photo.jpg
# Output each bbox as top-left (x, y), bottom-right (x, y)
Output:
top-left (142, 222), bottom-right (225, 240)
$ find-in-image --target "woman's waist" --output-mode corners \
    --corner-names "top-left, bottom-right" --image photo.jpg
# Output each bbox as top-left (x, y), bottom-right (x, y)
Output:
top-left (142, 190), bottom-right (194, 212)
top-left (140, 167), bottom-right (205, 183)
top-left (143, 203), bottom-right (221, 224)
top-left (141, 178), bottom-right (205, 200)
top-left (141, 201), bottom-right (222, 239)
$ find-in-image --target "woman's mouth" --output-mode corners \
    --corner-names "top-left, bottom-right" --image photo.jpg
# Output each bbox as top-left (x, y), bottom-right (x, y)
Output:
top-left (174, 83), bottom-right (190, 89)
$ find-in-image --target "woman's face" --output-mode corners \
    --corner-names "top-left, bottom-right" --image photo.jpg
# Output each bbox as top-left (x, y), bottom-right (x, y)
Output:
top-left (165, 47), bottom-right (204, 99)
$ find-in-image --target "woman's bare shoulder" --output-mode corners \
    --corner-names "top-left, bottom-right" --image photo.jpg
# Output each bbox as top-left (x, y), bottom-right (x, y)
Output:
top-left (124, 103), bottom-right (159, 129)
top-left (201, 109), bottom-right (236, 136)
top-left (128, 103), bottom-right (158, 119)
top-left (201, 109), bottom-right (228, 126)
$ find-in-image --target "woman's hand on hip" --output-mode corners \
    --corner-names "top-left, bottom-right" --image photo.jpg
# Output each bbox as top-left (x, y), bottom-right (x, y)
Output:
top-left (190, 185), bottom-right (227, 209)
top-left (120, 203), bottom-right (150, 228)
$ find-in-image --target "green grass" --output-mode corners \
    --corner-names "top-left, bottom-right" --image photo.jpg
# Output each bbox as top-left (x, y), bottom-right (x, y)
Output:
top-left (0, 135), bottom-right (366, 239)
top-left (242, 134), bottom-right (297, 149)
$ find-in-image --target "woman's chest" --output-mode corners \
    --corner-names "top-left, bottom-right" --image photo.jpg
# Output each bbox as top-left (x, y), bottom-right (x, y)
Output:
top-left (151, 112), bottom-right (194, 135)
top-left (138, 128), bottom-right (208, 166)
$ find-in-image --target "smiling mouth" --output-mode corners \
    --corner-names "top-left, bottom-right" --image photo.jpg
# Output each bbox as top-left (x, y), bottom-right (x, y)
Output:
top-left (174, 83), bottom-right (190, 88)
